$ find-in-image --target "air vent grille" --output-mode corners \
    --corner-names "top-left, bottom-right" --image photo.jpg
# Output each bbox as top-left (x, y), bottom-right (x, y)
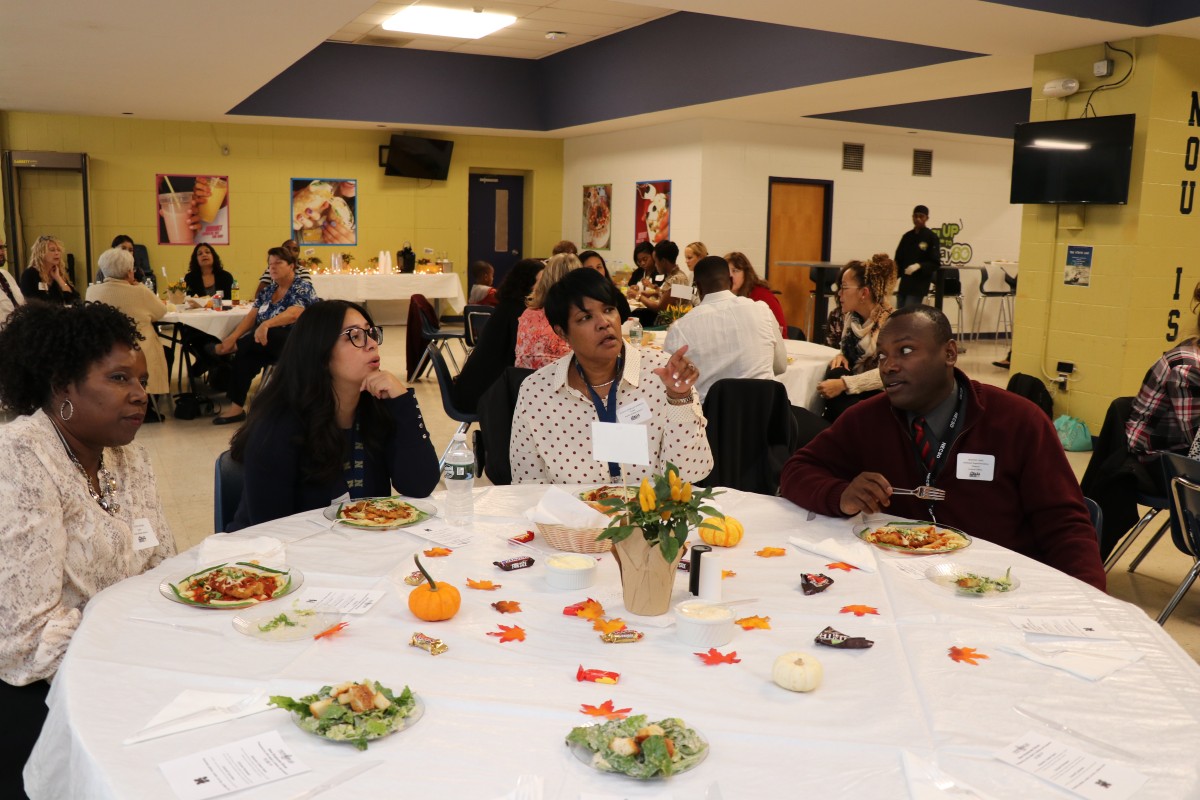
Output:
top-left (842, 143), bottom-right (864, 171)
top-left (913, 149), bottom-right (933, 177)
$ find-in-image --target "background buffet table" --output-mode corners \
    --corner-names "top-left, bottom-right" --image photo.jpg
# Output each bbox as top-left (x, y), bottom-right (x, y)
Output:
top-left (26, 485), bottom-right (1200, 798)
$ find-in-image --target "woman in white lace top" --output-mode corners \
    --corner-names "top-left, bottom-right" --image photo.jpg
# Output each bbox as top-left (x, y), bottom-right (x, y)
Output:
top-left (0, 302), bottom-right (176, 797)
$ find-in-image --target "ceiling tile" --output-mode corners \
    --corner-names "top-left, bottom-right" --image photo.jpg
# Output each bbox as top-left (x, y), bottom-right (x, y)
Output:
top-left (524, 7), bottom-right (648, 27)
top-left (452, 42), bottom-right (555, 57)
top-left (509, 17), bottom-right (614, 36)
top-left (548, 0), bottom-right (667, 19)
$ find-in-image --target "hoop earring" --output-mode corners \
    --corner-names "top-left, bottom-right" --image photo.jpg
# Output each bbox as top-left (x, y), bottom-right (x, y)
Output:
top-left (59, 399), bottom-right (74, 422)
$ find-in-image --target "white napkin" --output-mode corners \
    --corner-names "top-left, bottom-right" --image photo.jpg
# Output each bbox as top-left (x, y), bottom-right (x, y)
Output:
top-left (787, 536), bottom-right (877, 573)
top-left (995, 641), bottom-right (1143, 681)
top-left (196, 534), bottom-right (285, 565)
top-left (525, 486), bottom-right (609, 529)
top-left (123, 690), bottom-right (271, 745)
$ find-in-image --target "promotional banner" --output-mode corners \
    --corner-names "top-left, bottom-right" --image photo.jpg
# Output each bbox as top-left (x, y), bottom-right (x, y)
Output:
top-left (156, 174), bottom-right (229, 246)
top-left (634, 180), bottom-right (670, 245)
top-left (582, 184), bottom-right (611, 250)
top-left (291, 178), bottom-right (357, 246)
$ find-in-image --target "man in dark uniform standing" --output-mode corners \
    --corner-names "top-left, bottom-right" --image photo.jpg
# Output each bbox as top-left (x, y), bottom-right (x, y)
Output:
top-left (894, 205), bottom-right (942, 308)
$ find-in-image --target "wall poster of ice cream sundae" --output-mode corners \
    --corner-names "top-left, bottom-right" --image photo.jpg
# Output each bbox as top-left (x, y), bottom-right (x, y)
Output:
top-left (634, 180), bottom-right (670, 245)
top-left (290, 178), bottom-right (357, 246)
top-left (155, 174), bottom-right (230, 246)
top-left (582, 184), bottom-right (612, 250)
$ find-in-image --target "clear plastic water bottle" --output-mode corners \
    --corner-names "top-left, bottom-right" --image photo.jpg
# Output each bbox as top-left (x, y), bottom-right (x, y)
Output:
top-left (231, 280), bottom-right (240, 304)
top-left (628, 317), bottom-right (643, 347)
top-left (443, 433), bottom-right (475, 526)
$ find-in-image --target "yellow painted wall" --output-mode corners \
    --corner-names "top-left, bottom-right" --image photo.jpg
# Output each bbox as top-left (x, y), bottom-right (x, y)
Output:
top-left (1013, 36), bottom-right (1200, 430)
top-left (0, 112), bottom-right (563, 291)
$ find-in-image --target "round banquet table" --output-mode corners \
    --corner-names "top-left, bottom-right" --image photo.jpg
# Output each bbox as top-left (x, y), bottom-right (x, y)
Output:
top-left (25, 486), bottom-right (1200, 799)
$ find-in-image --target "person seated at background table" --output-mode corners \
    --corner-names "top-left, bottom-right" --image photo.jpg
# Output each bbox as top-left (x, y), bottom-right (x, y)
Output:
top-left (450, 259), bottom-right (544, 414)
top-left (0, 236), bottom-right (25, 331)
top-left (515, 253), bottom-right (583, 370)
top-left (211, 247), bottom-right (317, 425)
top-left (20, 234), bottom-right (79, 306)
top-left (551, 239), bottom-right (578, 256)
top-left (779, 305), bottom-right (1105, 590)
top-left (727, 251), bottom-right (787, 338)
top-left (0, 302), bottom-right (176, 796)
top-left (468, 260), bottom-right (499, 306)
top-left (256, 239), bottom-right (312, 293)
top-left (227, 300), bottom-right (439, 530)
top-left (627, 241), bottom-right (655, 286)
top-left (110, 234), bottom-right (154, 289)
top-left (817, 254), bottom-right (897, 422)
top-left (664, 255), bottom-right (785, 402)
top-left (634, 241), bottom-right (691, 321)
top-left (684, 241), bottom-right (708, 272)
top-left (85, 247), bottom-right (171, 415)
top-left (510, 268), bottom-right (713, 484)
top-left (184, 242), bottom-right (234, 298)
top-left (579, 250), bottom-right (630, 322)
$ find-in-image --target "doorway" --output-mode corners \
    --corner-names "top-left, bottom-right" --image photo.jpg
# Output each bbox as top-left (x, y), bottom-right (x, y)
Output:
top-left (764, 178), bottom-right (832, 341)
top-left (467, 174), bottom-right (525, 298)
top-left (2, 150), bottom-right (95, 284)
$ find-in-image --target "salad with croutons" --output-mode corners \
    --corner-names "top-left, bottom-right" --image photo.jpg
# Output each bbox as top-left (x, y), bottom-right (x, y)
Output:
top-left (565, 715), bottom-right (707, 779)
top-left (270, 680), bottom-right (419, 750)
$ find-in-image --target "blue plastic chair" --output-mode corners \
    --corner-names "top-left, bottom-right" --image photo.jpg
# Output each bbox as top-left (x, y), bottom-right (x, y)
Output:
top-left (426, 343), bottom-right (479, 469)
top-left (213, 449), bottom-right (244, 533)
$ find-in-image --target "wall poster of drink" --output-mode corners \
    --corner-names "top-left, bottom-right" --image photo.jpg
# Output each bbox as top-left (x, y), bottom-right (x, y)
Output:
top-left (634, 180), bottom-right (670, 245)
top-left (290, 178), bottom-right (357, 246)
top-left (582, 184), bottom-right (612, 250)
top-left (156, 174), bottom-right (229, 246)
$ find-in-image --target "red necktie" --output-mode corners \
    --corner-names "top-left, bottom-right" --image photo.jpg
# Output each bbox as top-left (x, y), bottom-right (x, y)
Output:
top-left (913, 416), bottom-right (935, 473)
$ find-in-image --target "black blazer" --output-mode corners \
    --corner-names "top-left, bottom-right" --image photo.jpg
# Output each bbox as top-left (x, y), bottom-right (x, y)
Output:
top-left (20, 267), bottom-right (79, 305)
top-left (184, 269), bottom-right (235, 297)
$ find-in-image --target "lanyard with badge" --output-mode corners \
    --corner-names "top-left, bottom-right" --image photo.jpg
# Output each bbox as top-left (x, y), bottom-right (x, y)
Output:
top-left (577, 351), bottom-right (624, 478)
top-left (917, 382), bottom-right (966, 522)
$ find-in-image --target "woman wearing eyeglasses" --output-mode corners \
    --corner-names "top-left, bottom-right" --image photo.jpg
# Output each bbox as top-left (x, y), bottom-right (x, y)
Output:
top-left (226, 300), bottom-right (439, 530)
top-left (20, 235), bottom-right (79, 306)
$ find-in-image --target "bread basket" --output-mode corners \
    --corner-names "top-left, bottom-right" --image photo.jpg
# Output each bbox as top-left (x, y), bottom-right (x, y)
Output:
top-left (534, 522), bottom-right (612, 554)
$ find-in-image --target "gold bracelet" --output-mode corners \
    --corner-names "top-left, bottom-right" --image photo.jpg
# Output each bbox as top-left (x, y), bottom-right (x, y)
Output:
top-left (666, 392), bottom-right (694, 406)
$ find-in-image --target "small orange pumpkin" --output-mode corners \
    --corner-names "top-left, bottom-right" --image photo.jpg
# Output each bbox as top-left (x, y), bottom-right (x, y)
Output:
top-left (408, 555), bottom-right (461, 621)
top-left (699, 516), bottom-right (744, 548)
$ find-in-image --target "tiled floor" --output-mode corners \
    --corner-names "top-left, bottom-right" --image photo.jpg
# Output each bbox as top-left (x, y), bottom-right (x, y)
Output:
top-left (135, 328), bottom-right (1200, 661)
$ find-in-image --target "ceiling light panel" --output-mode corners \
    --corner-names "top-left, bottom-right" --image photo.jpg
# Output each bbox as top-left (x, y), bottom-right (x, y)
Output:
top-left (383, 6), bottom-right (517, 39)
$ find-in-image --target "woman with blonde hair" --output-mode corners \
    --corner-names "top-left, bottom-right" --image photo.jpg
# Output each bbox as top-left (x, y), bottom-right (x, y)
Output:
top-left (816, 254), bottom-right (898, 421)
top-left (20, 235), bottom-right (79, 305)
top-left (514, 253), bottom-right (583, 370)
top-left (726, 251), bottom-right (786, 337)
top-left (684, 242), bottom-right (708, 271)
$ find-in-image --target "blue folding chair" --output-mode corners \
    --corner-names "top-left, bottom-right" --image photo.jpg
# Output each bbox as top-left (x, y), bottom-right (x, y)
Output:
top-left (213, 449), bottom-right (244, 533)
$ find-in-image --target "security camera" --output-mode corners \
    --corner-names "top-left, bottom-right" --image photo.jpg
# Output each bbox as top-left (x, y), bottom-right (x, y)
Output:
top-left (1042, 78), bottom-right (1080, 98)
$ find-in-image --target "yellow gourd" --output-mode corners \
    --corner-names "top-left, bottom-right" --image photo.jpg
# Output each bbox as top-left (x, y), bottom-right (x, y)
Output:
top-left (772, 652), bottom-right (823, 692)
top-left (407, 555), bottom-right (461, 622)
top-left (698, 515), bottom-right (744, 548)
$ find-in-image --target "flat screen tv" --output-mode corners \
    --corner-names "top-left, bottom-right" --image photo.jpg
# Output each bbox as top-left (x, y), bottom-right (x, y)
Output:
top-left (385, 134), bottom-right (454, 180)
top-left (1009, 114), bottom-right (1135, 204)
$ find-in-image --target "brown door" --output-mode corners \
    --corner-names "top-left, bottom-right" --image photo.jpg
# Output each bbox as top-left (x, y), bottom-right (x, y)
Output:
top-left (766, 179), bottom-right (831, 339)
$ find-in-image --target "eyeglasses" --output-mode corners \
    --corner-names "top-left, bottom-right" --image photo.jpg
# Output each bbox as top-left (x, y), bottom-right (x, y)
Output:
top-left (340, 325), bottom-right (383, 348)
top-left (836, 284), bottom-right (862, 293)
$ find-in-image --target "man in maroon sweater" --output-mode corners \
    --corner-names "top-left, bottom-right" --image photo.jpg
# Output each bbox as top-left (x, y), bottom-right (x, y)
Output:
top-left (780, 306), bottom-right (1105, 591)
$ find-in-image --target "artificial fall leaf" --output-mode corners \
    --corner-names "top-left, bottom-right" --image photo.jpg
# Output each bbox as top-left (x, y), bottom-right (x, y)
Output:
top-left (695, 647), bottom-right (742, 665)
top-left (579, 700), bottom-right (632, 720)
top-left (423, 547), bottom-right (453, 557)
top-left (492, 600), bottom-right (522, 614)
top-left (721, 570), bottom-right (737, 579)
top-left (756, 547), bottom-right (787, 558)
top-left (487, 624), bottom-right (526, 643)
top-left (574, 599), bottom-right (607, 620)
top-left (313, 621), bottom-right (348, 641)
top-left (592, 617), bottom-right (628, 634)
top-left (576, 665), bottom-right (621, 684)
top-left (466, 578), bottom-right (501, 591)
top-left (948, 646), bottom-right (989, 666)
top-left (826, 561), bottom-right (859, 572)
top-left (735, 615), bottom-right (771, 630)
top-left (840, 604), bottom-right (880, 617)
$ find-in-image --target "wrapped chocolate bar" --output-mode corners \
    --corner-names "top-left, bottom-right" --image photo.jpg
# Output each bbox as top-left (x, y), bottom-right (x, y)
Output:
top-left (493, 555), bottom-right (535, 571)
top-left (403, 570), bottom-right (427, 586)
top-left (576, 665), bottom-right (621, 684)
top-left (813, 625), bottom-right (873, 649)
top-left (600, 629), bottom-right (644, 644)
top-left (801, 573), bottom-right (834, 595)
top-left (410, 632), bottom-right (449, 655)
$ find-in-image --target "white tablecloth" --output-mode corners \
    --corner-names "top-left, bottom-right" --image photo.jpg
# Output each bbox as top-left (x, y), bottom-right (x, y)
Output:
top-left (778, 339), bottom-right (840, 412)
top-left (161, 307), bottom-right (252, 340)
top-left (311, 273), bottom-right (466, 312)
top-left (26, 486), bottom-right (1200, 798)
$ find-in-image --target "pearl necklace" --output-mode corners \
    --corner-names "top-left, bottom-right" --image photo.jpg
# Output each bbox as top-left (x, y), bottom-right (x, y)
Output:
top-left (50, 420), bottom-right (120, 515)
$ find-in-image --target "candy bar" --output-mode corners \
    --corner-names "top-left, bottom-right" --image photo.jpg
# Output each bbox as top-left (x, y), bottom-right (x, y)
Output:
top-left (509, 531), bottom-right (535, 545)
top-left (403, 570), bottom-right (427, 586)
top-left (801, 573), bottom-right (834, 595)
top-left (600, 629), bottom-right (644, 644)
top-left (677, 559), bottom-right (691, 573)
top-left (576, 665), bottom-right (621, 684)
top-left (410, 632), bottom-right (449, 655)
top-left (493, 555), bottom-right (535, 571)
top-left (814, 625), bottom-right (873, 649)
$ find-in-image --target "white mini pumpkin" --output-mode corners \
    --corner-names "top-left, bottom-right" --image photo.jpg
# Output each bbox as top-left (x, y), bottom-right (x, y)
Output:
top-left (772, 651), bottom-right (823, 692)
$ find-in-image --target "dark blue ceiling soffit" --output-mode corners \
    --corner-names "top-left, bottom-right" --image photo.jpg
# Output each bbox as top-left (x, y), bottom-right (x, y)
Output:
top-left (810, 88), bottom-right (1032, 139)
top-left (979, 0), bottom-right (1200, 26)
top-left (229, 12), bottom-right (981, 131)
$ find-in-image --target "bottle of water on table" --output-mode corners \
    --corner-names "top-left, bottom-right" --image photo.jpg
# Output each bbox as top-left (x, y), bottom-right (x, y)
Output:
top-left (628, 317), bottom-right (643, 347)
top-left (443, 432), bottom-right (475, 526)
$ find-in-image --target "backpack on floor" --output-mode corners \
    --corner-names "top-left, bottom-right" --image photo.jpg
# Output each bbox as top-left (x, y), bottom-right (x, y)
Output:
top-left (1005, 372), bottom-right (1054, 419)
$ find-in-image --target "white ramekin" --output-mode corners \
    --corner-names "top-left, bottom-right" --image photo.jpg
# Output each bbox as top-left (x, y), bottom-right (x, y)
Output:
top-left (674, 600), bottom-right (736, 647)
top-left (544, 553), bottom-right (598, 589)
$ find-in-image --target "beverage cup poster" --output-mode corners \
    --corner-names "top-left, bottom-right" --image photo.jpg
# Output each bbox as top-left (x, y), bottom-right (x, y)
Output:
top-left (582, 184), bottom-right (612, 250)
top-left (156, 174), bottom-right (229, 246)
top-left (291, 178), bottom-right (357, 246)
top-left (635, 180), bottom-right (670, 245)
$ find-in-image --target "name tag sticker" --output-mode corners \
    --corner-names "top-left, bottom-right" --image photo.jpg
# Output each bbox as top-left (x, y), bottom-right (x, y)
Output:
top-left (39, 281), bottom-right (48, 291)
top-left (617, 400), bottom-right (652, 425)
top-left (132, 518), bottom-right (160, 551)
top-left (956, 453), bottom-right (995, 482)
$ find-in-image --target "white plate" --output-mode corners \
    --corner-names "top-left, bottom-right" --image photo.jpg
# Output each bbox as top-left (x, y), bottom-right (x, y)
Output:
top-left (232, 605), bottom-right (343, 641)
top-left (925, 563), bottom-right (1020, 596)
top-left (290, 693), bottom-right (425, 746)
top-left (568, 725), bottom-right (709, 780)
top-left (160, 563), bottom-right (302, 610)
top-left (322, 496), bottom-right (438, 530)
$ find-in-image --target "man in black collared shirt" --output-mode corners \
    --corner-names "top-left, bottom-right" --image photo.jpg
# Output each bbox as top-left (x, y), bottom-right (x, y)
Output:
top-left (894, 205), bottom-right (942, 308)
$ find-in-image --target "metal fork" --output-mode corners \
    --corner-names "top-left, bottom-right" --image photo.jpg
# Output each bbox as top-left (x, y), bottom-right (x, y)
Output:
top-left (891, 486), bottom-right (947, 501)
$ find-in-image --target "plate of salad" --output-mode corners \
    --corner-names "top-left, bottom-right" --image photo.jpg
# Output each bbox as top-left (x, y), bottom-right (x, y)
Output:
top-left (565, 714), bottom-right (708, 779)
top-left (270, 680), bottom-right (421, 751)
top-left (232, 604), bottom-right (342, 642)
top-left (925, 563), bottom-right (1019, 596)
